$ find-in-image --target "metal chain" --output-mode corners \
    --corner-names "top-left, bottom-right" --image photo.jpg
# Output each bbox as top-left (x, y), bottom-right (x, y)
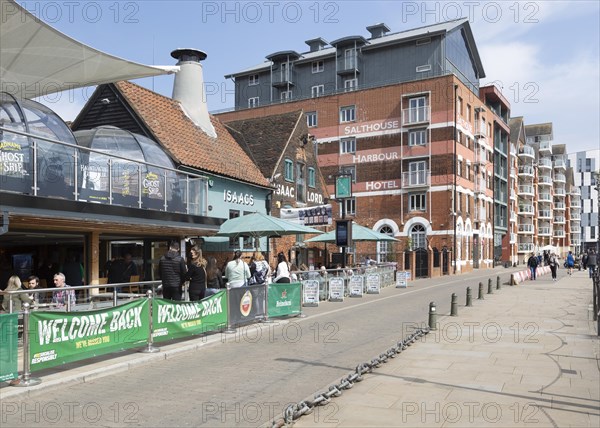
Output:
top-left (271, 327), bottom-right (430, 427)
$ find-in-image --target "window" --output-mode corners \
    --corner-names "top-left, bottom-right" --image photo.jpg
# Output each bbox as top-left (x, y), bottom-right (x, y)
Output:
top-left (312, 60), bottom-right (324, 73)
top-left (280, 90), bottom-right (292, 101)
top-left (280, 62), bottom-right (289, 81)
top-left (344, 78), bottom-right (357, 91)
top-left (228, 210), bottom-right (240, 247)
top-left (284, 159), bottom-right (294, 181)
top-left (457, 96), bottom-right (463, 117)
top-left (409, 129), bottom-right (427, 146)
top-left (467, 104), bottom-right (472, 123)
top-left (340, 137), bottom-right (356, 154)
top-left (340, 105), bottom-right (356, 123)
top-left (306, 111), bottom-right (318, 128)
top-left (410, 224), bottom-right (426, 249)
top-left (409, 193), bottom-right (426, 211)
top-left (249, 74), bottom-right (259, 86)
top-left (308, 167), bottom-right (316, 188)
top-left (378, 225), bottom-right (394, 262)
top-left (340, 165), bottom-right (356, 182)
top-left (416, 64), bottom-right (431, 72)
top-left (344, 48), bottom-right (356, 69)
top-left (456, 159), bottom-right (463, 177)
top-left (311, 85), bottom-right (324, 98)
top-left (248, 97), bottom-right (259, 108)
top-left (408, 97), bottom-right (427, 122)
top-left (343, 197), bottom-right (356, 215)
top-left (296, 162), bottom-right (306, 203)
top-left (466, 163), bottom-right (471, 181)
top-left (409, 161), bottom-right (427, 185)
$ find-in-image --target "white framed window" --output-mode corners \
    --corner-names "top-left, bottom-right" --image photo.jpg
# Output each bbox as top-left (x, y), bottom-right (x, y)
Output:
top-left (339, 105), bottom-right (356, 123)
top-left (409, 193), bottom-right (426, 211)
top-left (416, 64), bottom-right (432, 72)
top-left (248, 97), bottom-right (259, 108)
top-left (409, 129), bottom-right (427, 146)
top-left (308, 167), bottom-right (316, 188)
top-left (340, 137), bottom-right (356, 154)
top-left (377, 225), bottom-right (394, 263)
top-left (344, 48), bottom-right (356, 69)
top-left (280, 90), bottom-right (292, 101)
top-left (340, 165), bottom-right (356, 183)
top-left (409, 161), bottom-right (427, 185)
top-left (306, 111), bottom-right (318, 128)
top-left (280, 62), bottom-right (289, 81)
top-left (284, 159), bottom-right (294, 181)
top-left (408, 97), bottom-right (427, 122)
top-left (410, 224), bottom-right (427, 249)
top-left (344, 78), bottom-right (357, 92)
top-left (311, 85), bottom-right (324, 98)
top-left (312, 60), bottom-right (324, 73)
top-left (249, 74), bottom-right (259, 86)
top-left (341, 197), bottom-right (356, 215)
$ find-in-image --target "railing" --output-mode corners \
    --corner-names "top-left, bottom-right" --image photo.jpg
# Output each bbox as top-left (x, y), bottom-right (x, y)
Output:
top-left (519, 146), bottom-right (535, 157)
top-left (554, 159), bottom-right (566, 169)
top-left (539, 140), bottom-right (552, 152)
top-left (518, 224), bottom-right (534, 233)
top-left (402, 170), bottom-right (431, 187)
top-left (554, 202), bottom-right (565, 210)
top-left (402, 106), bottom-right (430, 125)
top-left (571, 212), bottom-right (581, 220)
top-left (475, 148), bottom-right (487, 164)
top-left (571, 200), bottom-right (581, 208)
top-left (570, 188), bottom-right (581, 195)
top-left (554, 216), bottom-right (566, 224)
top-left (538, 176), bottom-right (553, 185)
top-left (518, 204), bottom-right (535, 214)
top-left (538, 210), bottom-right (552, 218)
top-left (336, 51), bottom-right (363, 74)
top-left (538, 227), bottom-right (551, 236)
top-left (518, 243), bottom-right (535, 252)
top-left (555, 173), bottom-right (566, 182)
top-left (475, 121), bottom-right (487, 137)
top-left (0, 126), bottom-right (208, 216)
top-left (555, 188), bottom-right (566, 196)
top-left (538, 192), bottom-right (552, 202)
top-left (538, 158), bottom-right (552, 168)
top-left (518, 165), bottom-right (535, 176)
top-left (518, 185), bottom-right (534, 195)
top-left (554, 230), bottom-right (565, 238)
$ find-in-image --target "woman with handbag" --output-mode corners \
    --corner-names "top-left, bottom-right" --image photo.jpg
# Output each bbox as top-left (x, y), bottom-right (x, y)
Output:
top-left (225, 250), bottom-right (251, 288)
top-left (249, 252), bottom-right (271, 285)
top-left (186, 245), bottom-right (207, 301)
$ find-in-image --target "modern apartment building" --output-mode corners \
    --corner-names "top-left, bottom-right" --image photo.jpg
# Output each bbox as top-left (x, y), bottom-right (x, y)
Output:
top-left (217, 19), bottom-right (505, 277)
top-left (567, 149), bottom-right (600, 252)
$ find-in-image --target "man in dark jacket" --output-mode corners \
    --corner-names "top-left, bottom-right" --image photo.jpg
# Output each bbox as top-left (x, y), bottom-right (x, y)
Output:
top-left (527, 253), bottom-right (538, 280)
top-left (158, 242), bottom-right (187, 300)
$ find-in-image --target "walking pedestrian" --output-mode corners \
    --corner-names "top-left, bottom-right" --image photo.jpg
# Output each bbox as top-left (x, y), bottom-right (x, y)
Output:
top-left (527, 253), bottom-right (538, 280)
top-left (582, 252), bottom-right (588, 270)
top-left (549, 253), bottom-right (558, 281)
top-left (587, 250), bottom-right (597, 278)
top-left (158, 242), bottom-right (187, 300)
top-left (566, 251), bottom-right (575, 276)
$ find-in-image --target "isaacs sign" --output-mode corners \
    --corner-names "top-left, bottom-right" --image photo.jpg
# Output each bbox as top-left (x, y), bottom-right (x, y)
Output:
top-left (276, 184), bottom-right (324, 204)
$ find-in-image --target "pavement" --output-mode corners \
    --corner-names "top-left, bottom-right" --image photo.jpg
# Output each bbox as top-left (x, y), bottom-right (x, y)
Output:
top-left (1, 268), bottom-right (598, 428)
top-left (293, 269), bottom-right (600, 428)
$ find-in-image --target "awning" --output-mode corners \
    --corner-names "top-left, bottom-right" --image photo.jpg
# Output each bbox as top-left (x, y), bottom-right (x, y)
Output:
top-left (0, 0), bottom-right (176, 99)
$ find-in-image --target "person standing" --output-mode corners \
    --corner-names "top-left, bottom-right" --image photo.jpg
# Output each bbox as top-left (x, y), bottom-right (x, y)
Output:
top-left (527, 253), bottom-right (538, 280)
top-left (51, 273), bottom-right (76, 308)
top-left (205, 257), bottom-right (224, 296)
top-left (582, 252), bottom-right (589, 270)
top-left (587, 250), bottom-right (597, 278)
top-left (274, 252), bottom-right (291, 284)
top-left (186, 245), bottom-right (207, 301)
top-left (248, 252), bottom-right (271, 285)
top-left (158, 242), bottom-right (187, 300)
top-left (549, 253), bottom-right (558, 282)
top-left (566, 251), bottom-right (575, 276)
top-left (225, 250), bottom-right (250, 288)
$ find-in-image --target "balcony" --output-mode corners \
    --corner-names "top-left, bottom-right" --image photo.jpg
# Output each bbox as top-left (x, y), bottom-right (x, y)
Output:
top-left (401, 170), bottom-right (431, 188)
top-left (554, 173), bottom-right (566, 183)
top-left (554, 159), bottom-right (566, 170)
top-left (402, 105), bottom-right (430, 126)
top-left (571, 237), bottom-right (581, 246)
top-left (554, 216), bottom-right (566, 224)
top-left (518, 204), bottom-right (535, 215)
top-left (518, 185), bottom-right (535, 196)
top-left (510, 212), bottom-right (517, 223)
top-left (570, 199), bottom-right (580, 208)
top-left (571, 227), bottom-right (581, 234)
top-left (554, 202), bottom-right (566, 210)
top-left (518, 224), bottom-right (534, 234)
top-left (518, 243), bottom-right (535, 253)
top-left (555, 188), bottom-right (566, 197)
top-left (554, 230), bottom-right (565, 238)
top-left (570, 188), bottom-right (581, 196)
top-left (510, 233), bottom-right (517, 244)
top-left (538, 158), bottom-right (552, 169)
top-left (518, 165), bottom-right (535, 177)
top-left (475, 148), bottom-right (487, 164)
top-left (510, 190), bottom-right (517, 200)
top-left (571, 211), bottom-right (580, 220)
top-left (538, 210), bottom-right (552, 219)
top-left (538, 192), bottom-right (552, 202)
top-left (538, 176), bottom-right (553, 187)
top-left (271, 69), bottom-right (296, 88)
top-left (475, 178), bottom-right (487, 194)
top-left (538, 227), bottom-right (552, 236)
top-left (518, 146), bottom-right (535, 159)
top-left (337, 51), bottom-right (362, 75)
top-left (539, 140), bottom-right (552, 154)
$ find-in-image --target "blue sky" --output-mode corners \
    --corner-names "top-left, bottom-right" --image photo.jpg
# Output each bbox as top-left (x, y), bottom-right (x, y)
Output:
top-left (19, 0), bottom-right (600, 154)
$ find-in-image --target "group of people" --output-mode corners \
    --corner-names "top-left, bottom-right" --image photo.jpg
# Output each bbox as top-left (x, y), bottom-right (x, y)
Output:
top-left (527, 249), bottom-right (598, 282)
top-left (581, 249), bottom-right (598, 278)
top-left (1, 273), bottom-right (76, 312)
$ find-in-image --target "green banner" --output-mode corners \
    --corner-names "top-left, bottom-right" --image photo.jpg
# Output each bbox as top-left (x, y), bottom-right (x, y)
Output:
top-left (152, 291), bottom-right (227, 342)
top-left (0, 313), bottom-right (19, 382)
top-left (267, 282), bottom-right (301, 318)
top-left (29, 299), bottom-right (149, 372)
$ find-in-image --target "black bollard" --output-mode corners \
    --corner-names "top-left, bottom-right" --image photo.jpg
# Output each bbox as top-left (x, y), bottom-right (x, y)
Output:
top-left (451, 293), bottom-right (458, 316)
top-left (466, 287), bottom-right (472, 307)
top-left (497, 276), bottom-right (501, 290)
top-left (488, 278), bottom-right (493, 294)
top-left (478, 282), bottom-right (484, 300)
top-left (428, 302), bottom-right (437, 330)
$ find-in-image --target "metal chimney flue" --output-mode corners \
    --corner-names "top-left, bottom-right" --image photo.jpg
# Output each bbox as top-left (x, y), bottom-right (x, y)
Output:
top-left (171, 48), bottom-right (217, 138)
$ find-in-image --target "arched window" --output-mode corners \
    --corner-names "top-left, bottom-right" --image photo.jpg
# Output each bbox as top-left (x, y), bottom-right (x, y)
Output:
top-left (410, 224), bottom-right (426, 249)
top-left (377, 225), bottom-right (393, 262)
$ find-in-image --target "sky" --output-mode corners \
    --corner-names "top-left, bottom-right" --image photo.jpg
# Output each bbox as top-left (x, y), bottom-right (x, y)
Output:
top-left (15, 0), bottom-right (600, 154)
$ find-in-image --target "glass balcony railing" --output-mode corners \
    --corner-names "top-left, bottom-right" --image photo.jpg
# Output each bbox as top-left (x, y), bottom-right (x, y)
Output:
top-left (554, 230), bottom-right (565, 238)
top-left (538, 192), bottom-right (552, 202)
top-left (538, 227), bottom-right (551, 236)
top-left (555, 173), bottom-right (566, 182)
top-left (0, 126), bottom-right (208, 215)
top-left (519, 146), bottom-right (535, 158)
top-left (554, 202), bottom-right (565, 210)
top-left (538, 210), bottom-right (552, 219)
top-left (518, 185), bottom-right (535, 195)
top-left (518, 165), bottom-right (535, 176)
top-left (518, 204), bottom-right (535, 215)
top-left (538, 176), bottom-right (553, 186)
top-left (538, 158), bottom-right (552, 168)
top-left (554, 159), bottom-right (566, 170)
top-left (539, 140), bottom-right (552, 153)
top-left (518, 243), bottom-right (535, 253)
top-left (554, 216), bottom-right (566, 224)
top-left (570, 188), bottom-right (581, 195)
top-left (518, 224), bottom-right (534, 234)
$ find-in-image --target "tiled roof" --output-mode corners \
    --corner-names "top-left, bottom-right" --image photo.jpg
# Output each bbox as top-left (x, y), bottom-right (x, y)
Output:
top-left (224, 111), bottom-right (304, 179)
top-left (114, 81), bottom-right (268, 187)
